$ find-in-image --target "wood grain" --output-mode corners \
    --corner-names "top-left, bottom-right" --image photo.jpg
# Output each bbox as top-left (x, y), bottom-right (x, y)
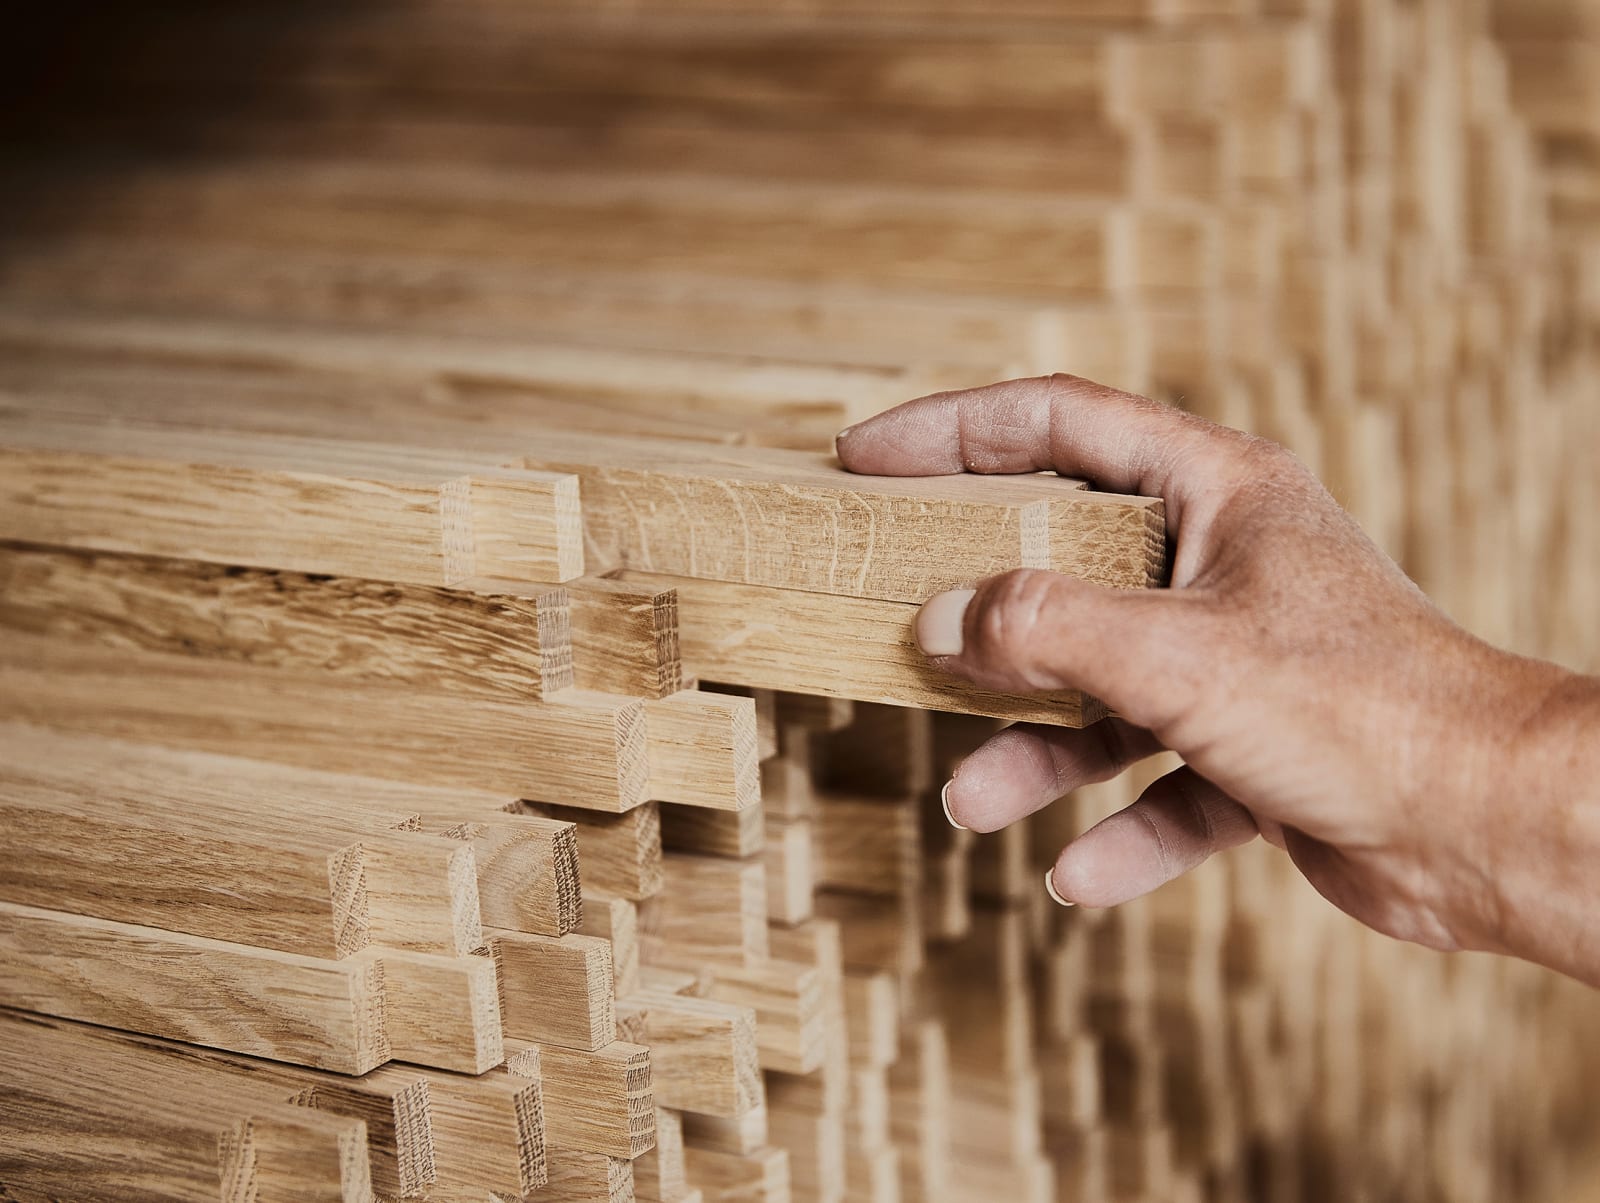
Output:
top-left (0, 406), bottom-right (583, 585)
top-left (645, 690), bottom-right (762, 812)
top-left (487, 930), bottom-right (617, 1052)
top-left (0, 635), bottom-right (651, 811)
top-left (0, 543), bottom-right (573, 704)
top-left (625, 571), bottom-right (1109, 727)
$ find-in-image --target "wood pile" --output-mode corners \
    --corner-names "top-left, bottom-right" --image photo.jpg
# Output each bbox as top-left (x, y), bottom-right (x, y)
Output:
top-left (1, 2), bottom-right (1598, 1202)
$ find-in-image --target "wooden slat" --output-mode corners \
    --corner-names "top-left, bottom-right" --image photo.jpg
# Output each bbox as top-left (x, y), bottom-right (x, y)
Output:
top-left (0, 543), bottom-right (574, 703)
top-left (645, 690), bottom-right (762, 812)
top-left (0, 722), bottom-right (485, 958)
top-left (527, 801), bottom-right (665, 900)
top-left (0, 635), bottom-right (651, 812)
top-left (521, 1040), bottom-right (657, 1159)
top-left (0, 406), bottom-right (583, 585)
top-left (487, 930), bottom-right (618, 1053)
top-left (634, 572), bottom-right (1109, 727)
top-left (0, 1010), bottom-right (377, 1203)
top-left (568, 575), bottom-right (684, 698)
top-left (0, 902), bottom-right (389, 1075)
top-left (624, 990), bottom-right (764, 1119)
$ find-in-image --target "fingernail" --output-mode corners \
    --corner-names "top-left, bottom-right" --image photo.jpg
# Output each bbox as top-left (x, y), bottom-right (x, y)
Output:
top-left (916, 588), bottom-right (975, 657)
top-left (1044, 869), bottom-right (1074, 907)
top-left (940, 779), bottom-right (967, 830)
top-left (835, 425), bottom-right (857, 444)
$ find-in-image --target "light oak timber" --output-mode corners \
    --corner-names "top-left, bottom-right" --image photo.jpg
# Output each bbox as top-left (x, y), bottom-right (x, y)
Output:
top-left (0, 1010), bottom-right (374, 1203)
top-left (680, 1106), bottom-right (769, 1157)
top-left (645, 689), bottom-right (762, 812)
top-left (764, 1105), bottom-right (845, 1203)
top-left (814, 793), bottom-right (922, 899)
top-left (629, 573), bottom-right (1108, 728)
top-left (0, 634), bottom-right (650, 812)
top-left (888, 1021), bottom-right (953, 1203)
top-left (814, 700), bottom-right (933, 799)
top-left (661, 802), bottom-right (767, 860)
top-left (424, 812), bottom-right (582, 938)
top-left (0, 161), bottom-right (1152, 301)
top-left (626, 989), bottom-right (764, 1119)
top-left (381, 949), bottom-right (504, 1075)
top-left (843, 973), bottom-right (901, 1071)
top-left (704, 960), bottom-right (828, 1076)
top-left (643, 853), bottom-right (770, 970)
top-left (0, 544), bottom-right (573, 703)
top-left (487, 929), bottom-right (618, 1052)
top-left (0, 901), bottom-right (389, 1075)
top-left (764, 817), bottom-right (816, 927)
top-left (0, 252), bottom-right (1143, 392)
top-left (538, 1148), bottom-right (635, 1203)
top-left (0, 378), bottom-right (1164, 606)
top-left (396, 1065), bottom-right (547, 1201)
top-left (230, 1106), bottom-right (374, 1203)
top-left (0, 305), bottom-right (952, 449)
top-left (633, 1107), bottom-right (688, 1203)
top-left (0, 406), bottom-right (583, 586)
top-left (0, 722), bottom-right (482, 958)
top-left (580, 892), bottom-right (641, 1000)
top-left (506, 1039), bottom-right (655, 1159)
top-left (814, 892), bottom-right (925, 981)
top-left (526, 801), bottom-right (665, 900)
top-left (516, 429), bottom-right (1163, 603)
top-left (680, 1144), bottom-right (791, 1203)
top-left (710, 685), bottom-right (780, 761)
top-left (568, 575), bottom-right (683, 698)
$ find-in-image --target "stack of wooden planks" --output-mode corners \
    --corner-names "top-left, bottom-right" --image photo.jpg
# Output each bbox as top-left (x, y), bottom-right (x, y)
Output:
top-left (1, 1), bottom-right (1599, 1202)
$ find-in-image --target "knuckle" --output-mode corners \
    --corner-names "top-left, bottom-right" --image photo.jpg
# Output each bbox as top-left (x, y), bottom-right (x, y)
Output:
top-left (965, 570), bottom-right (1067, 683)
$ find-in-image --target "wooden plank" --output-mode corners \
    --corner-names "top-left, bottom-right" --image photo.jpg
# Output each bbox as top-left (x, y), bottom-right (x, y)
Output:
top-left (0, 634), bottom-right (651, 811)
top-left (487, 930), bottom-right (617, 1053)
top-left (661, 802), bottom-right (767, 861)
top-left (516, 430), bottom-right (1163, 603)
top-left (0, 722), bottom-right (485, 958)
top-left (681, 1144), bottom-right (791, 1203)
top-left (634, 1107), bottom-right (688, 1203)
top-left (0, 543), bottom-right (574, 703)
top-left (540, 1147), bottom-right (635, 1203)
top-left (814, 794), bottom-right (922, 898)
top-left (705, 960), bottom-right (828, 1076)
top-left (0, 901), bottom-right (389, 1075)
top-left (631, 572), bottom-right (1108, 728)
top-left (426, 813), bottom-right (583, 938)
top-left (0, 406), bottom-right (583, 585)
top-left (764, 816), bottom-right (816, 927)
top-left (645, 689), bottom-right (762, 812)
top-left (643, 854), bottom-right (770, 970)
top-left (0, 1010), bottom-right (378, 1203)
top-left (522, 1040), bottom-right (656, 1159)
top-left (625, 989), bottom-right (763, 1119)
top-left (527, 801), bottom-right (665, 900)
top-left (579, 892), bottom-right (641, 1000)
top-left (567, 575), bottom-right (683, 698)
top-left (380, 950), bottom-right (505, 1075)
top-left (403, 1066), bottom-right (547, 1200)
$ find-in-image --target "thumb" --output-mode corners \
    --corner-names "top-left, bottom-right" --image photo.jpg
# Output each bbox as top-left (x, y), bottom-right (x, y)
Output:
top-left (915, 568), bottom-right (1208, 732)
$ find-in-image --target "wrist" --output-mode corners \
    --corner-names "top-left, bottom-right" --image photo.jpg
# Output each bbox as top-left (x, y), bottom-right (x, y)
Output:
top-left (1459, 656), bottom-right (1600, 981)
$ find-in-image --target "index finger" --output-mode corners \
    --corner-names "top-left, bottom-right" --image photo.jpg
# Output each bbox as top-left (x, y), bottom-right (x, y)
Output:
top-left (834, 373), bottom-right (1251, 517)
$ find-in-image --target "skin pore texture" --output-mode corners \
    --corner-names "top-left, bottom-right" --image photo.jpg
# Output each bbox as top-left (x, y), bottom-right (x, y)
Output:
top-left (835, 374), bottom-right (1600, 988)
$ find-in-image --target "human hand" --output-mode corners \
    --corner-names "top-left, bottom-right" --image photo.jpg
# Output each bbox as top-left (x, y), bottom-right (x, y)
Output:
top-left (836, 374), bottom-right (1599, 975)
